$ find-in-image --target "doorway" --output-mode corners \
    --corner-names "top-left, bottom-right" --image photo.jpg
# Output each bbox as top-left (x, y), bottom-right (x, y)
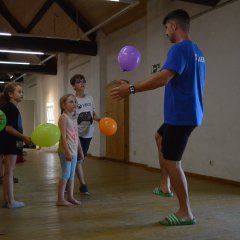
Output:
top-left (105, 81), bottom-right (129, 162)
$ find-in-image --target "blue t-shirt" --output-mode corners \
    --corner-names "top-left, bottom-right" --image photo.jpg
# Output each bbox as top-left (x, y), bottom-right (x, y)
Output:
top-left (161, 40), bottom-right (206, 126)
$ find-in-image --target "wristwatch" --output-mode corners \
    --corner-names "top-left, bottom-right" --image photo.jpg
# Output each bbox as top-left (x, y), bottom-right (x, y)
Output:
top-left (129, 85), bottom-right (136, 94)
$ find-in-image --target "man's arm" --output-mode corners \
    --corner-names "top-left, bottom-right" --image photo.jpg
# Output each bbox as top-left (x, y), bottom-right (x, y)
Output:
top-left (110, 69), bottom-right (176, 100)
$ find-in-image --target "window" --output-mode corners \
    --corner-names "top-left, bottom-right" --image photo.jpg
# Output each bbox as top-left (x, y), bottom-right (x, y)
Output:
top-left (47, 103), bottom-right (54, 124)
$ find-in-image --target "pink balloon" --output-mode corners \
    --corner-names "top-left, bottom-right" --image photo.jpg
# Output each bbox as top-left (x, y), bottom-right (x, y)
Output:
top-left (118, 46), bottom-right (141, 72)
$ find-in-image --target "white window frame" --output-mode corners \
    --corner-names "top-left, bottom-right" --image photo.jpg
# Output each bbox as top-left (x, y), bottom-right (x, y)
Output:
top-left (46, 103), bottom-right (54, 124)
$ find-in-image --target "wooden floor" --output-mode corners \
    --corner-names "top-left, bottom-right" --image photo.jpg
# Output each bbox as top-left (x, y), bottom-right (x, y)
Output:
top-left (0, 149), bottom-right (240, 240)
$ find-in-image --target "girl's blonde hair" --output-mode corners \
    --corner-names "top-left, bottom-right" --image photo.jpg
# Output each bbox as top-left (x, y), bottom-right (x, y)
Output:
top-left (0, 82), bottom-right (22, 108)
top-left (59, 94), bottom-right (75, 114)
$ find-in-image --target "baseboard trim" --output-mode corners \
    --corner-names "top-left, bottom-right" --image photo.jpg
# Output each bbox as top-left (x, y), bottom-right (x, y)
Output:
top-left (146, 167), bottom-right (240, 187)
top-left (184, 171), bottom-right (240, 187)
top-left (87, 155), bottom-right (240, 187)
top-left (87, 154), bottom-right (105, 160)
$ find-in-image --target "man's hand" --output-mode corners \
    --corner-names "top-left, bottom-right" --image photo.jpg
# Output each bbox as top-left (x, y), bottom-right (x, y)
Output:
top-left (109, 80), bottom-right (130, 101)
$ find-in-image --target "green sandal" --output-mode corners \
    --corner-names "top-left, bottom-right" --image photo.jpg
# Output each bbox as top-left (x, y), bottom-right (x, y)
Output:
top-left (159, 213), bottom-right (196, 226)
top-left (152, 187), bottom-right (174, 197)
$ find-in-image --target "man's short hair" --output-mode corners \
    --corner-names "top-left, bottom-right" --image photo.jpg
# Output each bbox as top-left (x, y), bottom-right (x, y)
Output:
top-left (163, 9), bottom-right (190, 32)
top-left (70, 74), bottom-right (85, 85)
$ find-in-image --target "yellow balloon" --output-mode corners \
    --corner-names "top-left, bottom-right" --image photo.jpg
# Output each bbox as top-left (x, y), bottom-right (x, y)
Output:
top-left (31, 123), bottom-right (60, 147)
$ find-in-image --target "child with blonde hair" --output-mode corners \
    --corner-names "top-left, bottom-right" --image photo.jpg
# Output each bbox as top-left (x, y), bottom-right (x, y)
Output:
top-left (57, 94), bottom-right (83, 206)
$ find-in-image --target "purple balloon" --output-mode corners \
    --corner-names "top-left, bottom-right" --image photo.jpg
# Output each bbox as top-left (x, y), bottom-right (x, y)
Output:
top-left (118, 46), bottom-right (141, 72)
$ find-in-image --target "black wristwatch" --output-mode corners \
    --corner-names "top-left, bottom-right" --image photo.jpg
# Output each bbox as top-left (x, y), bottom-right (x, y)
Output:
top-left (129, 85), bottom-right (136, 94)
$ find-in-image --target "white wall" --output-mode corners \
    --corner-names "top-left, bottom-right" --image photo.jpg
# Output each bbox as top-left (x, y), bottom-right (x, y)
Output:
top-left (104, 0), bottom-right (240, 181)
top-left (24, 74), bottom-right (60, 126)
top-left (106, 16), bottom-right (149, 166)
top-left (184, 0), bottom-right (240, 180)
top-left (18, 100), bottom-right (34, 137)
top-left (22, 0), bottom-right (240, 182)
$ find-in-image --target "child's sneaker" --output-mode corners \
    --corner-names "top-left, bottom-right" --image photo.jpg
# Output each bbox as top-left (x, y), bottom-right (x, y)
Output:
top-left (2, 201), bottom-right (25, 209)
top-left (79, 184), bottom-right (89, 195)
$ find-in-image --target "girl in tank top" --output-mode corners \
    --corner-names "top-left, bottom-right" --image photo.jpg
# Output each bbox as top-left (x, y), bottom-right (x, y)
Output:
top-left (57, 94), bottom-right (84, 206)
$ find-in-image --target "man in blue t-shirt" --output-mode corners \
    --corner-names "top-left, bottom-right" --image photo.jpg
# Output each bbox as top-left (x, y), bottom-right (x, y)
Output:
top-left (110, 9), bottom-right (206, 226)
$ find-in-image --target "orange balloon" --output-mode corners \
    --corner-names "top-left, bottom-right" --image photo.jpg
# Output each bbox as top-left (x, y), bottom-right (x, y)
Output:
top-left (99, 117), bottom-right (117, 136)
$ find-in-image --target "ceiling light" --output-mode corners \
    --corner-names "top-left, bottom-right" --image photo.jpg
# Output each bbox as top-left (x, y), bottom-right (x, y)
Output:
top-left (0, 81), bottom-right (5, 84)
top-left (0, 32), bottom-right (11, 36)
top-left (0, 49), bottom-right (44, 55)
top-left (0, 61), bottom-right (30, 65)
top-left (8, 73), bottom-right (14, 79)
top-left (105, 0), bottom-right (137, 4)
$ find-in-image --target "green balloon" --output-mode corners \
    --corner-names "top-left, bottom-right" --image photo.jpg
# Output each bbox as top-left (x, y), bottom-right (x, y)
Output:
top-left (0, 110), bottom-right (7, 132)
top-left (31, 123), bottom-right (60, 147)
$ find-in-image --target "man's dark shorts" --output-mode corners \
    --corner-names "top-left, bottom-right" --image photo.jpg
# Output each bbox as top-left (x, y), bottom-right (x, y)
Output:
top-left (157, 123), bottom-right (196, 161)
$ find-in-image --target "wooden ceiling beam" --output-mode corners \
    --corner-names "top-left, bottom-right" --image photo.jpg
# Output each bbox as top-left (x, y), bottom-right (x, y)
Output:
top-left (0, 73), bottom-right (24, 82)
top-left (55, 0), bottom-right (96, 41)
top-left (0, 64), bottom-right (57, 75)
top-left (0, 58), bottom-right (57, 75)
top-left (0, 0), bottom-right (25, 32)
top-left (178, 0), bottom-right (221, 6)
top-left (0, 35), bottom-right (97, 55)
top-left (25, 0), bottom-right (55, 33)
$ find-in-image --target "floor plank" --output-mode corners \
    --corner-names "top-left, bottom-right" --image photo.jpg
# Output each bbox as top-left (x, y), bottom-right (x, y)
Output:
top-left (0, 149), bottom-right (240, 240)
